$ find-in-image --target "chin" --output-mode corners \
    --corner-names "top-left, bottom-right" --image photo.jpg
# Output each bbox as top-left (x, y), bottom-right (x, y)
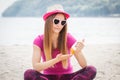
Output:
top-left (54, 30), bottom-right (61, 33)
top-left (54, 31), bottom-right (60, 34)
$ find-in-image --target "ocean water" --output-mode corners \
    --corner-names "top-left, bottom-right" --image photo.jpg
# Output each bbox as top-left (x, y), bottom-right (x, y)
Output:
top-left (0, 17), bottom-right (120, 45)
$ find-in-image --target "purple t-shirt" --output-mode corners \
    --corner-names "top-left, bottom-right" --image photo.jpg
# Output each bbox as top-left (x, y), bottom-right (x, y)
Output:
top-left (33, 33), bottom-right (76, 74)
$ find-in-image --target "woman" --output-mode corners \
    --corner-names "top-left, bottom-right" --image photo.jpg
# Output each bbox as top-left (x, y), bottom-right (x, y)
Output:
top-left (24, 5), bottom-right (96, 80)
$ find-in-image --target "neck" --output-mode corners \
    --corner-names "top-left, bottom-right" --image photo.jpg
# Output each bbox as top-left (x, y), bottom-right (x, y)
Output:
top-left (52, 33), bottom-right (59, 41)
top-left (52, 33), bottom-right (59, 49)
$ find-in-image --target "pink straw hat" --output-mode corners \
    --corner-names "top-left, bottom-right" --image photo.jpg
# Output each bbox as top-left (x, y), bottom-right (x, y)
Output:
top-left (43, 4), bottom-right (70, 21)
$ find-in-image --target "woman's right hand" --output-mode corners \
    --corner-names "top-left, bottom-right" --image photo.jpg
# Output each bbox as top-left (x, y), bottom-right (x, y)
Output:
top-left (56, 53), bottom-right (72, 62)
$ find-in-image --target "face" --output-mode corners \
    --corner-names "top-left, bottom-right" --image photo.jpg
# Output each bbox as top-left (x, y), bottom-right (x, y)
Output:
top-left (52, 13), bottom-right (66, 34)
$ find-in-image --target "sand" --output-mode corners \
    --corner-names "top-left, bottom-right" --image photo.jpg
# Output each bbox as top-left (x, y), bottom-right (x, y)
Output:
top-left (0, 43), bottom-right (120, 80)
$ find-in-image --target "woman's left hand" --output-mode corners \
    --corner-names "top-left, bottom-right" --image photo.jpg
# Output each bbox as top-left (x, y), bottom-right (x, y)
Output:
top-left (75, 39), bottom-right (85, 53)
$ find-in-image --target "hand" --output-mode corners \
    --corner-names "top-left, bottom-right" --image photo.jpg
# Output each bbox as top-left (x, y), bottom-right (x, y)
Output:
top-left (75, 39), bottom-right (85, 53)
top-left (56, 53), bottom-right (72, 62)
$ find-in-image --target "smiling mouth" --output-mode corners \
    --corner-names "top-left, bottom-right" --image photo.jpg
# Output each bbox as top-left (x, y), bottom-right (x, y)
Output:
top-left (55, 28), bottom-right (60, 30)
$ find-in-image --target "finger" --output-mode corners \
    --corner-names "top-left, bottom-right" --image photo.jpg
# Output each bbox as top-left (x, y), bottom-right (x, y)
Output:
top-left (82, 39), bottom-right (85, 43)
top-left (59, 53), bottom-right (63, 56)
top-left (64, 54), bottom-right (72, 58)
top-left (77, 42), bottom-right (83, 46)
top-left (69, 54), bottom-right (73, 57)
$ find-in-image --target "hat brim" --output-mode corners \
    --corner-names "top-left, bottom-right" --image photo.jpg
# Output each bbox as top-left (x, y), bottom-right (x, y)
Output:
top-left (43, 10), bottom-right (70, 21)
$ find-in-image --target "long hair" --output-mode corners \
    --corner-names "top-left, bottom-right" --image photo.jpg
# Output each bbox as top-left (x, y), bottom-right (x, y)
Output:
top-left (43, 13), bottom-right (68, 68)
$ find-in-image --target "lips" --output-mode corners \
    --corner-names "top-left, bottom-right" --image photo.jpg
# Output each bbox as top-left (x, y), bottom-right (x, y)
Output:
top-left (55, 27), bottom-right (60, 30)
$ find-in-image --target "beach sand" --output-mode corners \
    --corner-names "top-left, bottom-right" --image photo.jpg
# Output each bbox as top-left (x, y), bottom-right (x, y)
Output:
top-left (0, 44), bottom-right (120, 80)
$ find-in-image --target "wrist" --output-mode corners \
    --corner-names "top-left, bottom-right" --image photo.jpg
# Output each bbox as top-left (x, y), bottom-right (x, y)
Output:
top-left (75, 50), bottom-right (83, 55)
top-left (54, 57), bottom-right (60, 63)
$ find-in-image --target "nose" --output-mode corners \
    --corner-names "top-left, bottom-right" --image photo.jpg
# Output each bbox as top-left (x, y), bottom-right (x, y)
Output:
top-left (56, 22), bottom-right (62, 27)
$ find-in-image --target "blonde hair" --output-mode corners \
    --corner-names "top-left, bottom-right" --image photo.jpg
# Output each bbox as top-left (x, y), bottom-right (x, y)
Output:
top-left (43, 14), bottom-right (68, 68)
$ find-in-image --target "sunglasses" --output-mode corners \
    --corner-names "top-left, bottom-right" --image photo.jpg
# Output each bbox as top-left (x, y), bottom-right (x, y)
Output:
top-left (53, 19), bottom-right (66, 26)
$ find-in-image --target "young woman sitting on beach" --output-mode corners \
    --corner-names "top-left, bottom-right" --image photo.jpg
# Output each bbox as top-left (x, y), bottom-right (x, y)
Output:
top-left (24, 4), bottom-right (97, 80)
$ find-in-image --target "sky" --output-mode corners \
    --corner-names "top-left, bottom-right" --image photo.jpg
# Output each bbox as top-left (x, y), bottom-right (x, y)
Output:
top-left (0, 0), bottom-right (17, 17)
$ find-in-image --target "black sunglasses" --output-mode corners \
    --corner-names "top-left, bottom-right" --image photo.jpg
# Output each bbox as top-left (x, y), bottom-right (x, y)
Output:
top-left (53, 19), bottom-right (66, 26)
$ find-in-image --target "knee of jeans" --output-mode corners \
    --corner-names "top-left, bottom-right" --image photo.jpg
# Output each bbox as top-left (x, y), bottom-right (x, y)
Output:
top-left (24, 69), bottom-right (35, 79)
top-left (87, 66), bottom-right (97, 75)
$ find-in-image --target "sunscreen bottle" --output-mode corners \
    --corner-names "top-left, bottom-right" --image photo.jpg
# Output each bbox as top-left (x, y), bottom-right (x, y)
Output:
top-left (70, 39), bottom-right (85, 54)
top-left (70, 41), bottom-right (77, 54)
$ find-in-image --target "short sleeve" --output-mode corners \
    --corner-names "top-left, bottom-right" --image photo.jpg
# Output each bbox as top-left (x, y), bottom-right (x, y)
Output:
top-left (33, 35), bottom-right (43, 49)
top-left (67, 33), bottom-right (77, 49)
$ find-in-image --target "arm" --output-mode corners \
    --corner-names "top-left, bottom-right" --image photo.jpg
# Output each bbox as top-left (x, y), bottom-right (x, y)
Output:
top-left (73, 40), bottom-right (87, 68)
top-left (74, 51), bottom-right (87, 68)
top-left (32, 45), bottom-right (59, 72)
top-left (32, 45), bottom-right (71, 72)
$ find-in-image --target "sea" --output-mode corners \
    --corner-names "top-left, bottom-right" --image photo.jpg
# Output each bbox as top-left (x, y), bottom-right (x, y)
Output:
top-left (0, 17), bottom-right (120, 45)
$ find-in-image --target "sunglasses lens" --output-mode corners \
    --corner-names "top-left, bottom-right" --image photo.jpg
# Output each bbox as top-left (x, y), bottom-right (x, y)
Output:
top-left (61, 21), bottom-right (66, 26)
top-left (53, 19), bottom-right (66, 26)
top-left (54, 19), bottom-right (59, 24)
